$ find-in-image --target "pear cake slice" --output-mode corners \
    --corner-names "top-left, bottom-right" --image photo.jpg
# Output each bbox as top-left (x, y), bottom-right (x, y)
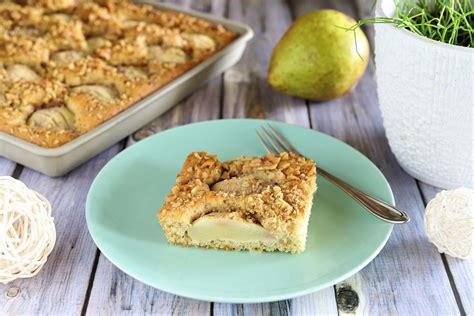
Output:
top-left (157, 151), bottom-right (317, 253)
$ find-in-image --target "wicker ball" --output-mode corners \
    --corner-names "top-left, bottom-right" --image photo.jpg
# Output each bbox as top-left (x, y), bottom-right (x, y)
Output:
top-left (424, 187), bottom-right (473, 259)
top-left (0, 176), bottom-right (56, 284)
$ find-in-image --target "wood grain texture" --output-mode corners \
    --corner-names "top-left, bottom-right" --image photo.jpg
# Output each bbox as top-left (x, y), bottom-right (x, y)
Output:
top-left (0, 144), bottom-right (122, 315)
top-left (0, 0), bottom-right (469, 315)
top-left (215, 0), bottom-right (337, 315)
top-left (86, 0), bottom-right (222, 314)
top-left (336, 274), bottom-right (364, 315)
top-left (290, 0), bottom-right (460, 314)
top-left (221, 0), bottom-right (309, 125)
top-left (86, 255), bottom-right (210, 316)
top-left (419, 182), bottom-right (473, 315)
top-left (214, 290), bottom-right (338, 316)
top-left (0, 157), bottom-right (16, 177)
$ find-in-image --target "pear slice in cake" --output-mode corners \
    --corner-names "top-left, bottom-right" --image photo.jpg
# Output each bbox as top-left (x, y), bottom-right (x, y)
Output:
top-left (188, 212), bottom-right (276, 244)
top-left (157, 151), bottom-right (317, 253)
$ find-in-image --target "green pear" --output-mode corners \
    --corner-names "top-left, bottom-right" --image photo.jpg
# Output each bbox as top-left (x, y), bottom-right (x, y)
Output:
top-left (267, 10), bottom-right (369, 101)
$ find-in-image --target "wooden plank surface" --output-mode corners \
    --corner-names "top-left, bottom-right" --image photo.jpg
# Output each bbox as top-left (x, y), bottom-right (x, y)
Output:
top-left (221, 0), bottom-right (309, 124)
top-left (290, 0), bottom-right (461, 314)
top-left (0, 144), bottom-right (123, 315)
top-left (86, 255), bottom-right (210, 316)
top-left (0, 0), bottom-right (470, 315)
top-left (0, 158), bottom-right (16, 177)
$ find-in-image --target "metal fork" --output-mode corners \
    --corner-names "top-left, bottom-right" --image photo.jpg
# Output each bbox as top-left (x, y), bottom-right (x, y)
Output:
top-left (256, 124), bottom-right (410, 224)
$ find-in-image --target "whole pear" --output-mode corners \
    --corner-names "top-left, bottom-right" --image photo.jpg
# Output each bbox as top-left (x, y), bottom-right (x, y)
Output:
top-left (267, 10), bottom-right (369, 101)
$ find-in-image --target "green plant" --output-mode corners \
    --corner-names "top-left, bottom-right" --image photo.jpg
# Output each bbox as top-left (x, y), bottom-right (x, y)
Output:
top-left (350, 0), bottom-right (473, 48)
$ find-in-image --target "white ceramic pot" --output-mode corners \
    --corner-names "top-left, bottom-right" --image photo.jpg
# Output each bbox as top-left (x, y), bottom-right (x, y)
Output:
top-left (374, 0), bottom-right (474, 189)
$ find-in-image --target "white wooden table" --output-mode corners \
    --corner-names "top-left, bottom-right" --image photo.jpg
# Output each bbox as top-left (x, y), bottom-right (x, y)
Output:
top-left (1, 0), bottom-right (472, 315)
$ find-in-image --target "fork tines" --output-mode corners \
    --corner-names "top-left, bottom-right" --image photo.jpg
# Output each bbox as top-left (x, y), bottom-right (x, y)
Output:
top-left (256, 124), bottom-right (301, 155)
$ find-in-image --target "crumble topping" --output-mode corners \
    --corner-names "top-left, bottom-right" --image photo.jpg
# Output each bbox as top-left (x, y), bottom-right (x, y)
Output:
top-left (158, 151), bottom-right (318, 253)
top-left (160, 152), bottom-right (317, 232)
top-left (0, 0), bottom-right (237, 147)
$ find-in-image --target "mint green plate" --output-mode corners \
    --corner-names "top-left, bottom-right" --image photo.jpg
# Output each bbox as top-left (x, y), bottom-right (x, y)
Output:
top-left (86, 119), bottom-right (393, 303)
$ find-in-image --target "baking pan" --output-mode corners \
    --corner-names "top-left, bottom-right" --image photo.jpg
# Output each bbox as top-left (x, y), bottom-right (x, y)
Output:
top-left (0, 1), bottom-right (253, 176)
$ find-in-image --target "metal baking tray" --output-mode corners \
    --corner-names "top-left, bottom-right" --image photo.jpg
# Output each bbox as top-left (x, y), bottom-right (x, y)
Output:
top-left (0, 1), bottom-right (253, 176)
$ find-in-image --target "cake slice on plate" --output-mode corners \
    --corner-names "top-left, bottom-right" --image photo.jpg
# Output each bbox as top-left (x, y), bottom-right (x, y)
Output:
top-left (157, 151), bottom-right (317, 253)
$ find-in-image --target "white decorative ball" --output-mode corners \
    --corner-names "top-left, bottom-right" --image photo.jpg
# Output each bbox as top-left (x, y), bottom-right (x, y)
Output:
top-left (0, 176), bottom-right (56, 284)
top-left (424, 187), bottom-right (473, 259)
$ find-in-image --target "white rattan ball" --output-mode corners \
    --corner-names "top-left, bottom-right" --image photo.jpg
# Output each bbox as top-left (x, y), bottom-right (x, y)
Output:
top-left (424, 187), bottom-right (473, 259)
top-left (0, 176), bottom-right (56, 284)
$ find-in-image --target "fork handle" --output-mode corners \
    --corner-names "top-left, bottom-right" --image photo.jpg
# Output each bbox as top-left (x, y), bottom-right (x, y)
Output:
top-left (317, 168), bottom-right (410, 224)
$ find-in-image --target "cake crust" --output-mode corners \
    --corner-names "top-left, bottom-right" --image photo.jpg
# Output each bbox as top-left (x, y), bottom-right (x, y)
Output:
top-left (0, 1), bottom-right (237, 148)
top-left (158, 152), bottom-right (317, 253)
